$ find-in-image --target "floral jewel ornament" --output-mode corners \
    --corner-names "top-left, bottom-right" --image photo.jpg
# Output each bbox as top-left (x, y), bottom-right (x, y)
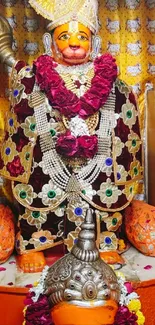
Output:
top-left (120, 99), bottom-right (138, 130)
top-left (38, 180), bottom-right (64, 206)
top-left (23, 269), bottom-right (145, 325)
top-left (1, 138), bottom-right (17, 165)
top-left (29, 230), bottom-right (56, 249)
top-left (10, 82), bottom-right (26, 107)
top-left (97, 178), bottom-right (122, 208)
top-left (100, 231), bottom-right (118, 251)
top-left (104, 212), bottom-right (122, 232)
top-left (66, 198), bottom-right (89, 226)
top-left (21, 116), bottom-right (37, 140)
top-left (64, 227), bottom-right (81, 252)
top-left (19, 209), bottom-right (48, 230)
top-left (6, 111), bottom-right (19, 136)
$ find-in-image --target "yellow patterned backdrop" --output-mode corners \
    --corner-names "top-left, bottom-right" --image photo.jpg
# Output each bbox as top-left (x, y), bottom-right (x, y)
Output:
top-left (0, 0), bottom-right (155, 199)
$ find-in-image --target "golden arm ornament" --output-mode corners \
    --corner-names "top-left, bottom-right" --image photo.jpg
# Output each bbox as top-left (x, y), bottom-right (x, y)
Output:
top-left (0, 15), bottom-right (16, 67)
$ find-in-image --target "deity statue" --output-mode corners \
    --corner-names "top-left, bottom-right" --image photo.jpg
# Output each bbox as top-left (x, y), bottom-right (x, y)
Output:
top-left (0, 0), bottom-right (150, 273)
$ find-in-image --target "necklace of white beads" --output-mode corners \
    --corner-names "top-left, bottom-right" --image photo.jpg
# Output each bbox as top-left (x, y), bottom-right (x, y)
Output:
top-left (33, 76), bottom-right (116, 193)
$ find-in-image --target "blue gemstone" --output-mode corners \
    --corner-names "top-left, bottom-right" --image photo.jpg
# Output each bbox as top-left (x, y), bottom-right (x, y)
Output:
top-left (5, 147), bottom-right (11, 155)
top-left (74, 238), bottom-right (78, 244)
top-left (117, 172), bottom-right (121, 180)
top-left (26, 67), bottom-right (30, 71)
top-left (9, 118), bottom-right (13, 127)
top-left (74, 207), bottom-right (83, 216)
top-left (13, 89), bottom-right (19, 97)
top-left (105, 158), bottom-right (113, 167)
top-left (39, 236), bottom-right (47, 243)
top-left (105, 237), bottom-right (112, 245)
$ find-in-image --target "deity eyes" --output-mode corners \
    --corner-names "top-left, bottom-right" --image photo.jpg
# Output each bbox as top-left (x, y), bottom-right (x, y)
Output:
top-left (58, 33), bottom-right (70, 41)
top-left (58, 33), bottom-right (89, 42)
top-left (77, 34), bottom-right (89, 41)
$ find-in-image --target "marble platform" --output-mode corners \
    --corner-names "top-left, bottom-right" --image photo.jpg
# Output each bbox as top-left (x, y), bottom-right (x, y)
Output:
top-left (0, 246), bottom-right (155, 288)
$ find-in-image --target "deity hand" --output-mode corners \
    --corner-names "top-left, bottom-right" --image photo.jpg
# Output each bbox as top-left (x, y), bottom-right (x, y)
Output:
top-left (0, 15), bottom-right (16, 67)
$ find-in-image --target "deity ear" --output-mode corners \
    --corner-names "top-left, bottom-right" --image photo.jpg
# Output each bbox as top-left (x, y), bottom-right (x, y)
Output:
top-left (90, 35), bottom-right (102, 60)
top-left (42, 32), bottom-right (52, 56)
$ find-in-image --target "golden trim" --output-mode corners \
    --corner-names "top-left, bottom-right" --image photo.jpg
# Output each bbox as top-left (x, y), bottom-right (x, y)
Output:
top-left (0, 141), bottom-right (36, 184)
top-left (18, 240), bottom-right (64, 255)
top-left (12, 181), bottom-right (69, 212)
top-left (112, 131), bottom-right (143, 186)
top-left (10, 61), bottom-right (23, 93)
top-left (9, 60), bottom-right (19, 89)
top-left (114, 176), bottom-right (143, 186)
top-left (12, 176), bottom-right (134, 213)
top-left (80, 192), bottom-right (134, 212)
top-left (0, 167), bottom-right (29, 184)
top-left (0, 62), bottom-right (38, 184)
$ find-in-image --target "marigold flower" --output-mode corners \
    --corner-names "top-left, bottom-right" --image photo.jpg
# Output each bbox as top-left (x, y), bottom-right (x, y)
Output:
top-left (136, 310), bottom-right (145, 325)
top-left (128, 299), bottom-right (141, 312)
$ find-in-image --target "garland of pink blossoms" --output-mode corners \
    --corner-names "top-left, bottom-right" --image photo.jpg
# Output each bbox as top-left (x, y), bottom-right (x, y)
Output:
top-left (34, 53), bottom-right (117, 119)
top-left (33, 54), bottom-right (117, 159)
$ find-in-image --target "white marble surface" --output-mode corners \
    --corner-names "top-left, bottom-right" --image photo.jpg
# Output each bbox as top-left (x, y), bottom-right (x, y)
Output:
top-left (0, 256), bottom-right (16, 286)
top-left (123, 246), bottom-right (155, 282)
top-left (0, 246), bottom-right (154, 288)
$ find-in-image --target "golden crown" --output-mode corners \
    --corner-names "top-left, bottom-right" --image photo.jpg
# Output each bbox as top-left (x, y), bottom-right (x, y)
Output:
top-left (29, 0), bottom-right (99, 33)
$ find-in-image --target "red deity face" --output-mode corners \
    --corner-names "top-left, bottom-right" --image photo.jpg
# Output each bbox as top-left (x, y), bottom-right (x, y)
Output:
top-left (52, 21), bottom-right (92, 65)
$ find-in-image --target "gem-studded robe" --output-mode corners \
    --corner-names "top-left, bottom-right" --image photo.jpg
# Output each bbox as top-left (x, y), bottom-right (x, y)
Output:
top-left (0, 58), bottom-right (143, 254)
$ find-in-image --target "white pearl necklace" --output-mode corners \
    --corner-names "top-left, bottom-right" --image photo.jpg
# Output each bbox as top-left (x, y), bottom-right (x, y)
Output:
top-left (33, 84), bottom-right (116, 193)
top-left (55, 61), bottom-right (94, 75)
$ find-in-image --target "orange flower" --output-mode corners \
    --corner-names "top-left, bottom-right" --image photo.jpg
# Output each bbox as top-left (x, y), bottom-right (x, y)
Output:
top-left (0, 204), bottom-right (15, 263)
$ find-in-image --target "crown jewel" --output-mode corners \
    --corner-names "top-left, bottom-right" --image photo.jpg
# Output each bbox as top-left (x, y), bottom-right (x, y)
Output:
top-left (44, 209), bottom-right (120, 308)
top-left (29, 0), bottom-right (99, 33)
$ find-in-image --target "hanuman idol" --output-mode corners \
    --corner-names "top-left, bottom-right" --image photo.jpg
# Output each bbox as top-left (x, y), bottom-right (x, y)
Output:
top-left (0, 0), bottom-right (143, 272)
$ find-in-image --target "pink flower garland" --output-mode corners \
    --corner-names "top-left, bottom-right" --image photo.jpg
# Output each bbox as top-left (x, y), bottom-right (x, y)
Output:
top-left (33, 54), bottom-right (117, 159)
top-left (34, 53), bottom-right (117, 119)
top-left (24, 292), bottom-right (53, 325)
top-left (114, 306), bottom-right (138, 325)
top-left (56, 132), bottom-right (98, 158)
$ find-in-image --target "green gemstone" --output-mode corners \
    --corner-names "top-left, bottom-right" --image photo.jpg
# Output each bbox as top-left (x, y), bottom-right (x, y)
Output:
top-left (20, 191), bottom-right (27, 199)
top-left (32, 211), bottom-right (40, 219)
top-left (120, 81), bottom-right (124, 85)
top-left (130, 187), bottom-right (133, 193)
top-left (82, 190), bottom-right (86, 195)
top-left (50, 129), bottom-right (56, 137)
top-left (112, 218), bottom-right (118, 226)
top-left (48, 190), bottom-right (56, 199)
top-left (126, 110), bottom-right (132, 119)
top-left (132, 139), bottom-right (136, 147)
top-left (25, 152), bottom-right (30, 160)
top-left (30, 123), bottom-right (36, 131)
top-left (106, 189), bottom-right (112, 197)
top-left (134, 167), bottom-right (138, 175)
top-left (60, 202), bottom-right (65, 208)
